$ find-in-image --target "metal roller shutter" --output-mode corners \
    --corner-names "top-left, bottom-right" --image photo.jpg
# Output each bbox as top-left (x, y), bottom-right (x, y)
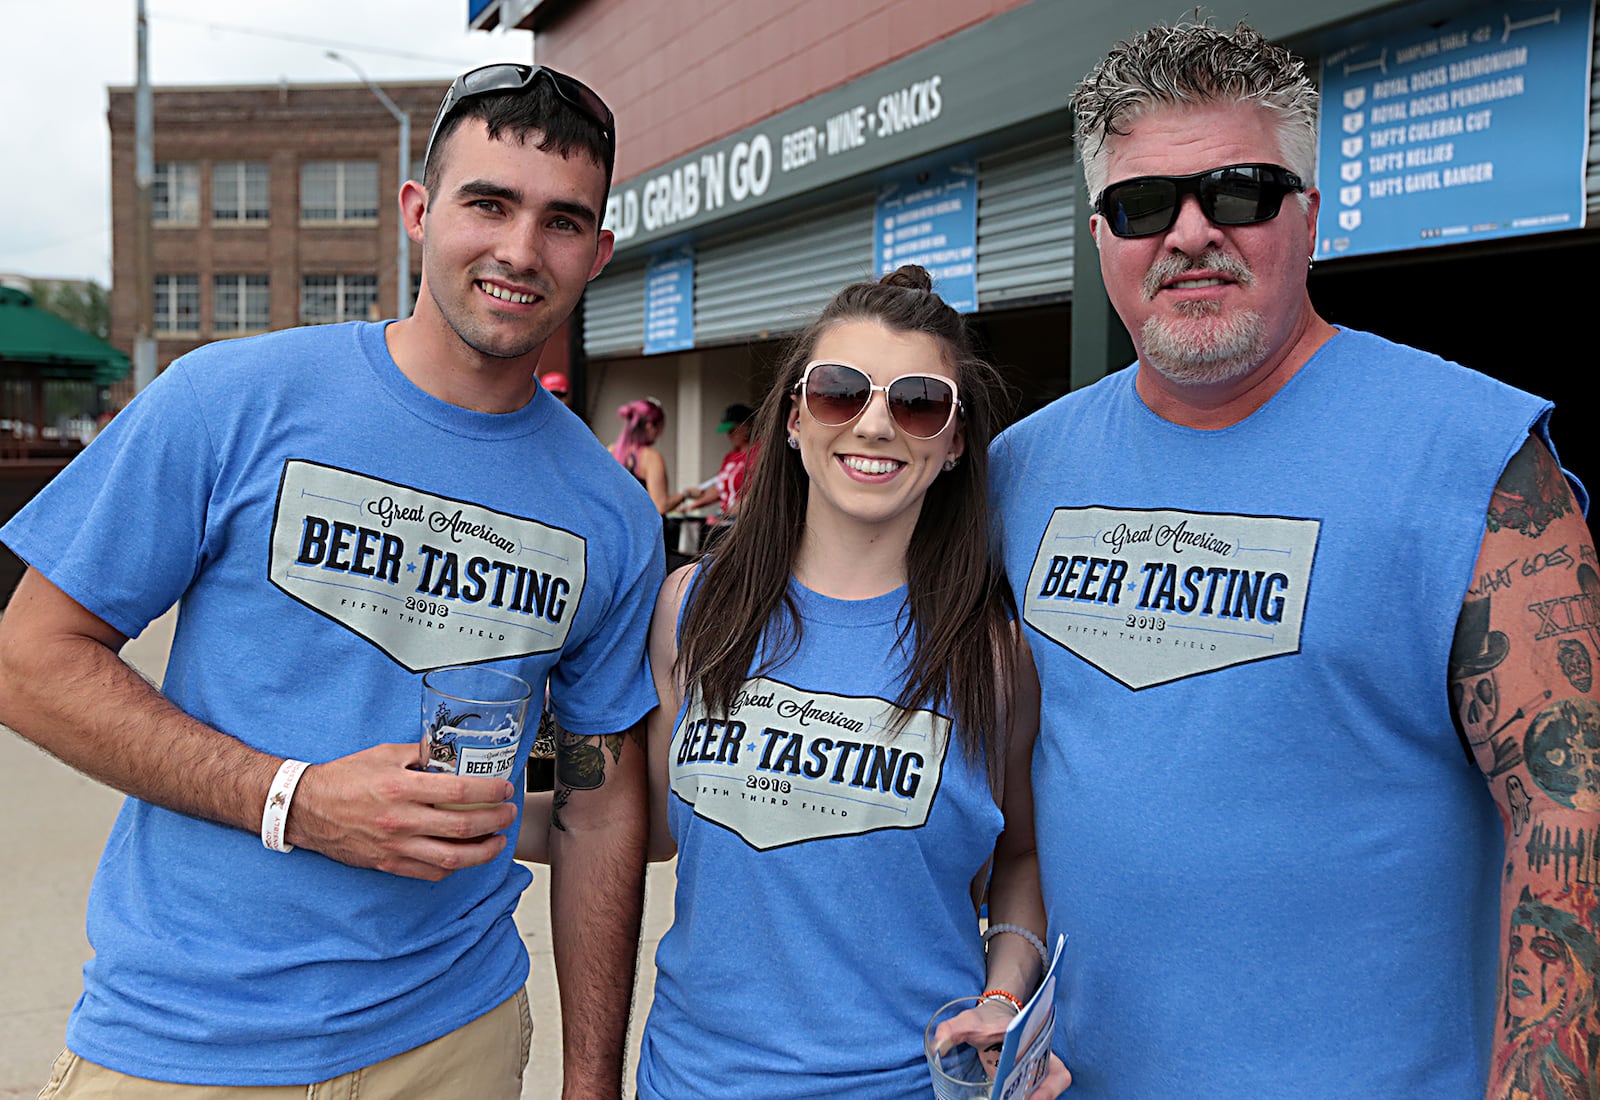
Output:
top-left (977, 137), bottom-right (1076, 306)
top-left (694, 196), bottom-right (876, 346)
top-left (581, 260), bottom-right (647, 358)
top-left (1588, 3), bottom-right (1600, 217)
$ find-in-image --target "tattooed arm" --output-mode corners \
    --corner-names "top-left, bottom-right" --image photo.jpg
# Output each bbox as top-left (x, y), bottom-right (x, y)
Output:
top-left (547, 713), bottom-right (648, 1097)
top-left (1450, 436), bottom-right (1600, 1100)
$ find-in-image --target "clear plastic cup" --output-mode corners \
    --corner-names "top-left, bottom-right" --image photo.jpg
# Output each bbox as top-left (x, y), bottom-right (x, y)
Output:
top-left (925, 996), bottom-right (996, 1099)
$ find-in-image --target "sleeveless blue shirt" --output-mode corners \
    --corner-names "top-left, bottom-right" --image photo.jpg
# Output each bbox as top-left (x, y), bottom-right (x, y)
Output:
top-left (638, 582), bottom-right (1002, 1099)
top-left (990, 329), bottom-right (1579, 1098)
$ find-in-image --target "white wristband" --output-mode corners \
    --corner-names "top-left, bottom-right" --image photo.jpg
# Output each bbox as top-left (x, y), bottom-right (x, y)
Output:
top-left (983, 922), bottom-right (1050, 974)
top-left (260, 759), bottom-right (310, 853)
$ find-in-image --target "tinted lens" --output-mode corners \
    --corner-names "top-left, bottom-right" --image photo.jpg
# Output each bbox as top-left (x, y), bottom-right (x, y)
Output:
top-left (886, 376), bottom-right (957, 438)
top-left (545, 70), bottom-right (616, 141)
top-left (1205, 167), bottom-right (1281, 225)
top-left (1106, 178), bottom-right (1180, 237)
top-left (804, 363), bottom-right (872, 425)
top-left (1099, 165), bottom-right (1299, 238)
top-left (460, 63), bottom-right (528, 96)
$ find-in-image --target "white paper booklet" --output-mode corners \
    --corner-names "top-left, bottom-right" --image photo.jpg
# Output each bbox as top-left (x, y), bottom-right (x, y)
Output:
top-left (990, 933), bottom-right (1066, 1099)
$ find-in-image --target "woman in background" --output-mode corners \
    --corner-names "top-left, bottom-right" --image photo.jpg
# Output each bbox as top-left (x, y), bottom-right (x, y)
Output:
top-left (636, 266), bottom-right (1069, 1099)
top-left (610, 396), bottom-right (669, 512)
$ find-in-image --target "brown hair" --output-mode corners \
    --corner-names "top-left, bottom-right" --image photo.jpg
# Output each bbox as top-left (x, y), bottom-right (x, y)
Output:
top-left (675, 265), bottom-right (1015, 783)
top-left (423, 76), bottom-right (614, 195)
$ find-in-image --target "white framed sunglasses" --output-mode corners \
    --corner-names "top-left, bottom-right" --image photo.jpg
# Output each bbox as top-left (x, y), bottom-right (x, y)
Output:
top-left (793, 360), bottom-right (962, 440)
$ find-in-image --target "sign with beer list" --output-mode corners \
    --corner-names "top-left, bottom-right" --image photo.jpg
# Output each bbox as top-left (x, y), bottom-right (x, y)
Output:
top-left (873, 161), bottom-right (978, 313)
top-left (1316, 0), bottom-right (1593, 259)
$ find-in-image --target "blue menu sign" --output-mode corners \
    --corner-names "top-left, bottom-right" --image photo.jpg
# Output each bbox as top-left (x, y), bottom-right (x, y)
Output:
top-left (1317, 0), bottom-right (1592, 259)
top-left (874, 162), bottom-right (977, 313)
top-left (643, 249), bottom-right (694, 355)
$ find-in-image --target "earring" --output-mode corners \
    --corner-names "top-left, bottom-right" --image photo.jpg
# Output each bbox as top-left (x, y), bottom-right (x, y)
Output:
top-left (942, 457), bottom-right (958, 472)
top-left (787, 437), bottom-right (800, 450)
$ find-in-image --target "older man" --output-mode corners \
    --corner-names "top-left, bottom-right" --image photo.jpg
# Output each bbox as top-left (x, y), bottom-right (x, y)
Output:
top-left (991, 21), bottom-right (1598, 1099)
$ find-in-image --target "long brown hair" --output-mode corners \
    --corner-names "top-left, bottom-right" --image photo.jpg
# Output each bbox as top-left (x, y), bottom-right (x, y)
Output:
top-left (675, 265), bottom-right (1015, 783)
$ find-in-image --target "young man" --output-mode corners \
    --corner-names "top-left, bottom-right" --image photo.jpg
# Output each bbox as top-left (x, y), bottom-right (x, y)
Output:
top-left (0, 64), bottom-right (658, 1098)
top-left (991, 22), bottom-right (1598, 1098)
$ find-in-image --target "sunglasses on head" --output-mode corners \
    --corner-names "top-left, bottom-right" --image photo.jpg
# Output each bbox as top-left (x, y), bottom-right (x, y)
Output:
top-left (424, 63), bottom-right (616, 174)
top-left (1095, 163), bottom-right (1304, 239)
top-left (794, 361), bottom-right (962, 440)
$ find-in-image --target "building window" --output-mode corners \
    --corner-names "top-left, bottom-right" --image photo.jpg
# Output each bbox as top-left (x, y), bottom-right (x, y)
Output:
top-left (213, 161), bottom-right (270, 223)
top-left (300, 161), bottom-right (379, 223)
top-left (214, 275), bottom-right (270, 332)
top-left (301, 275), bottom-right (379, 324)
top-left (152, 162), bottom-right (200, 224)
top-left (154, 275), bottom-right (200, 333)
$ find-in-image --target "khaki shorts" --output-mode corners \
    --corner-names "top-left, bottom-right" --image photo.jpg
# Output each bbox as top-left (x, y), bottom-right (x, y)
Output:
top-left (38, 988), bottom-right (532, 1100)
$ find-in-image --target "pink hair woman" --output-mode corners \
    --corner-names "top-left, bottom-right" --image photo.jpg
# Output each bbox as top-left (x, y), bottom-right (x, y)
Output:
top-left (610, 396), bottom-right (670, 512)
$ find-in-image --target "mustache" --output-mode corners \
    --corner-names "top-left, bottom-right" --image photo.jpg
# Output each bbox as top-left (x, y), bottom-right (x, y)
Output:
top-left (1143, 250), bottom-right (1254, 300)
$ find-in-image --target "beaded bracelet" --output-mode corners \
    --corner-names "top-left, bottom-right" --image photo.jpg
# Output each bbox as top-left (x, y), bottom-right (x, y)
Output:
top-left (983, 922), bottom-right (1050, 974)
top-left (980, 988), bottom-right (1024, 1015)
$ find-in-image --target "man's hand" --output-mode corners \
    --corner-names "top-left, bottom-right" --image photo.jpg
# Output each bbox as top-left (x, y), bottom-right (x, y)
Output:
top-left (287, 742), bottom-right (517, 880)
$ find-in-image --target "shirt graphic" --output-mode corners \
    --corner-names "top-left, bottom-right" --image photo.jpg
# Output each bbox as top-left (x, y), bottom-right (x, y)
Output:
top-left (671, 676), bottom-right (952, 850)
top-left (1023, 506), bottom-right (1320, 689)
top-left (269, 460), bottom-right (587, 671)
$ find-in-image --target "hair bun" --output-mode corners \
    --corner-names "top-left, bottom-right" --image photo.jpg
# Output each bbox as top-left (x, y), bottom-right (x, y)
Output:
top-left (878, 265), bottom-right (934, 293)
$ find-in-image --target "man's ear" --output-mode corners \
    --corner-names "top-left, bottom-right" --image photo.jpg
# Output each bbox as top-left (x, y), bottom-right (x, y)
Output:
top-left (588, 229), bottom-right (615, 282)
top-left (400, 179), bottom-right (428, 244)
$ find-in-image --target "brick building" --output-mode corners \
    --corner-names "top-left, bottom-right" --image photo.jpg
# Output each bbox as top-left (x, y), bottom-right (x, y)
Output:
top-left (106, 80), bottom-right (445, 383)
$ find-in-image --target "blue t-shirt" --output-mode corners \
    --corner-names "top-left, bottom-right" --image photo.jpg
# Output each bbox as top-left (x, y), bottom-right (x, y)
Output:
top-left (1, 321), bottom-right (664, 1084)
top-left (990, 328), bottom-right (1578, 1098)
top-left (637, 581), bottom-right (1001, 1099)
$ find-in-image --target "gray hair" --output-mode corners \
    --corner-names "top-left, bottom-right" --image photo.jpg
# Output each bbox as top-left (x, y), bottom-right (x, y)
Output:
top-left (1073, 20), bottom-right (1319, 210)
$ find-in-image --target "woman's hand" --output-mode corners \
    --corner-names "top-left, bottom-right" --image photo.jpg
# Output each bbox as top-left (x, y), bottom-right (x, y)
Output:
top-left (932, 1000), bottom-right (1072, 1098)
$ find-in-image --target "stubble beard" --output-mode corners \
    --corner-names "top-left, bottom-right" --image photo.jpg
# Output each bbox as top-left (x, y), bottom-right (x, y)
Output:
top-left (1138, 250), bottom-right (1268, 386)
top-left (431, 272), bottom-right (556, 361)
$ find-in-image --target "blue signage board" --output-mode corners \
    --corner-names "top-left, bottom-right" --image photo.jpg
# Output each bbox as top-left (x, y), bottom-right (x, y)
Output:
top-left (1317, 0), bottom-right (1593, 260)
top-left (643, 249), bottom-right (694, 355)
top-left (874, 162), bottom-right (978, 313)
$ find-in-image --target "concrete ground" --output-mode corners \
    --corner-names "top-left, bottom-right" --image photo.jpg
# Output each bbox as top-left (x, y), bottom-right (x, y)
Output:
top-left (0, 606), bottom-right (675, 1099)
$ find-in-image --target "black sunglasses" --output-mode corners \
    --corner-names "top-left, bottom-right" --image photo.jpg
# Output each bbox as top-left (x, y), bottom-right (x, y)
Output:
top-left (423, 63), bottom-right (616, 176)
top-left (1095, 163), bottom-right (1304, 238)
top-left (793, 361), bottom-right (962, 440)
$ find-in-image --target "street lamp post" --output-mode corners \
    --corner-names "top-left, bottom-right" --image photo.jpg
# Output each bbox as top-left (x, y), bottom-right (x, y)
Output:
top-left (326, 51), bottom-right (411, 319)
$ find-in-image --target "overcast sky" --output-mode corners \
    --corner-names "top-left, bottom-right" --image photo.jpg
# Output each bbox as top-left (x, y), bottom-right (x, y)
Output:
top-left (0, 0), bottom-right (528, 285)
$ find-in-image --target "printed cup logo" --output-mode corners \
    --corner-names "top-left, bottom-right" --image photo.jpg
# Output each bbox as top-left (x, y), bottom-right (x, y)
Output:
top-left (425, 715), bottom-right (522, 781)
top-left (420, 666), bottom-right (531, 784)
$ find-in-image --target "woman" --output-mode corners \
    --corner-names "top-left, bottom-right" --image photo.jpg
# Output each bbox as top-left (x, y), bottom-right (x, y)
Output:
top-left (637, 267), bottom-right (1069, 1098)
top-left (610, 396), bottom-right (670, 512)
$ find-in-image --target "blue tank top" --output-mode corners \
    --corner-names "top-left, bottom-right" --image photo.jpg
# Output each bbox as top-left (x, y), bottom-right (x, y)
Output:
top-left (990, 328), bottom-right (1576, 1098)
top-left (637, 581), bottom-right (1003, 1099)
